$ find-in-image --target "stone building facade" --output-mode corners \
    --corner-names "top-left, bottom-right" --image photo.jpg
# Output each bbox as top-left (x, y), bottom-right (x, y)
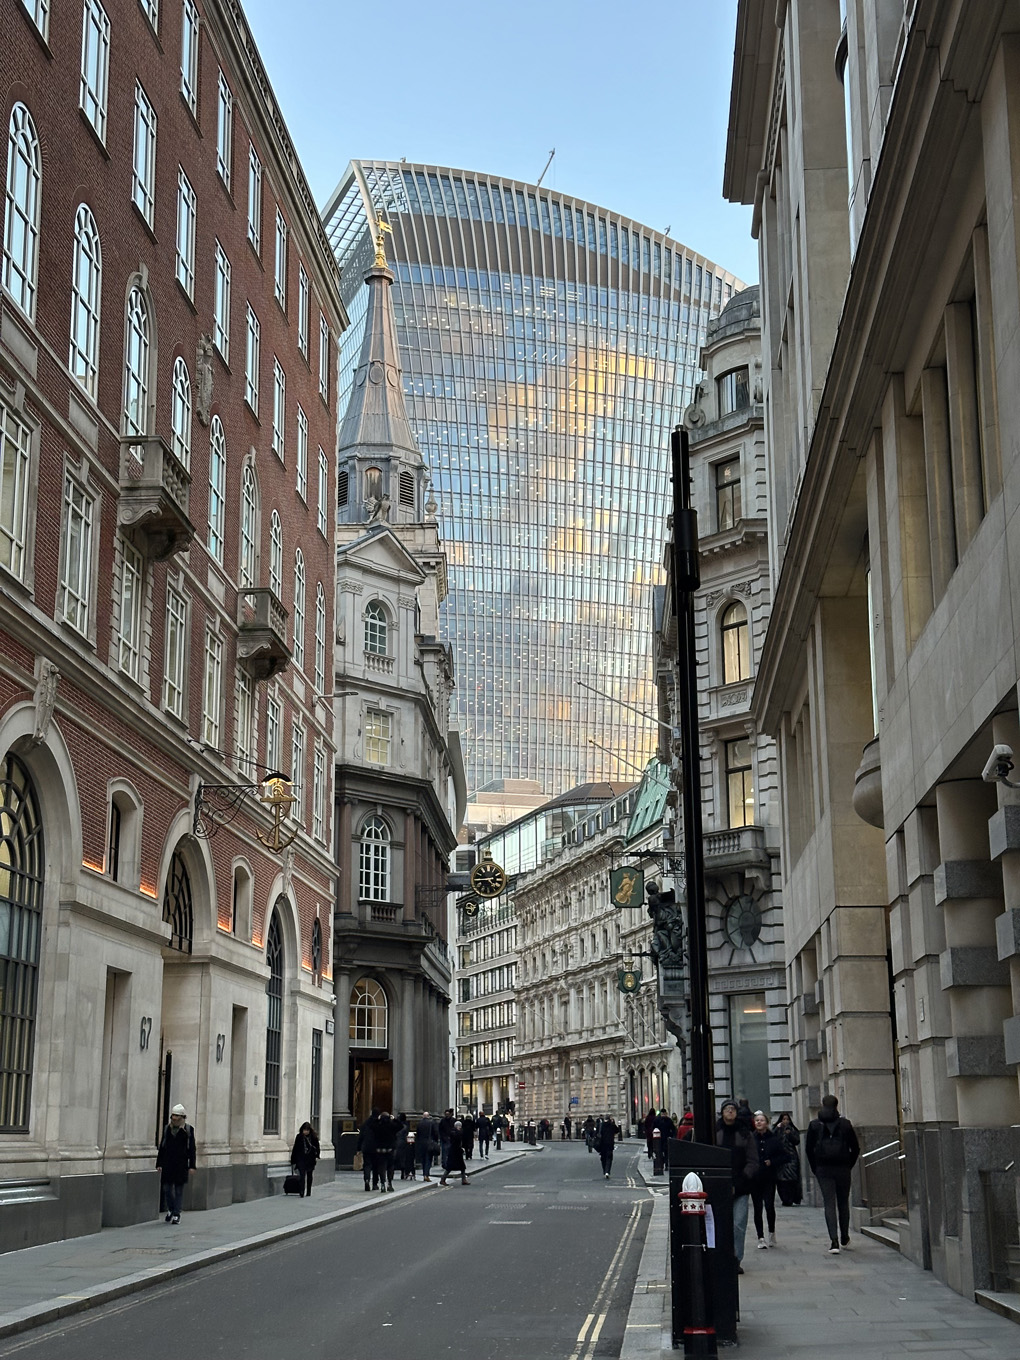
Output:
top-left (726, 0), bottom-right (1020, 1298)
top-left (1, 0), bottom-right (345, 1248)
top-left (656, 285), bottom-right (790, 1118)
top-left (331, 244), bottom-right (465, 1138)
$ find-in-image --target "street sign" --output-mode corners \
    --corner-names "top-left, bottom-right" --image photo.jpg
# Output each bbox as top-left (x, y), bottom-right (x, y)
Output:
top-left (569, 1096), bottom-right (579, 1105)
top-left (610, 865), bottom-right (644, 907)
top-left (517, 1082), bottom-right (525, 1090)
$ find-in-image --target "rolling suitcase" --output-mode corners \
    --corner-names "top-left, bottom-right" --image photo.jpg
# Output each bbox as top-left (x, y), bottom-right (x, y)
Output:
top-left (283, 1173), bottom-right (302, 1195)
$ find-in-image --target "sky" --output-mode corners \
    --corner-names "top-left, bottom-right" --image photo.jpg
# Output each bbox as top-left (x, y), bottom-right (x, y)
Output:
top-left (240, 0), bottom-right (759, 287)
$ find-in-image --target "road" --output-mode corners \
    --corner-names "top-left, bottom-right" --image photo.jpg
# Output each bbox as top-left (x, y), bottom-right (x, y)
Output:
top-left (0, 1141), bottom-right (651, 1360)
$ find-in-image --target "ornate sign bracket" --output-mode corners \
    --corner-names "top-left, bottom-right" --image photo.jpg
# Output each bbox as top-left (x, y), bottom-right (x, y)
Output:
top-left (193, 771), bottom-right (298, 852)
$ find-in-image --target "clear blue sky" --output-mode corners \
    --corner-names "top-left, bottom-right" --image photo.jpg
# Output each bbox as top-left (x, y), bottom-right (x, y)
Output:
top-left (241, 0), bottom-right (759, 286)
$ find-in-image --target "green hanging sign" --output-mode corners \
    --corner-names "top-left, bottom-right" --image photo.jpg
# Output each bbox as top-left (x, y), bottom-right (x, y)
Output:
top-left (610, 866), bottom-right (645, 908)
top-left (618, 968), bottom-right (642, 994)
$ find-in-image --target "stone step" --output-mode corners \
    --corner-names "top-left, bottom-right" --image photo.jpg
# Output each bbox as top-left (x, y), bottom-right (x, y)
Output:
top-left (881, 1215), bottom-right (909, 1231)
top-left (861, 1223), bottom-right (902, 1250)
top-left (976, 1289), bottom-right (1020, 1322)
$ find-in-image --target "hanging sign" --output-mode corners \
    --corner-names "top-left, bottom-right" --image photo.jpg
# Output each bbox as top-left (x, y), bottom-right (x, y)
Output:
top-left (610, 866), bottom-right (645, 908)
top-left (618, 968), bottom-right (642, 994)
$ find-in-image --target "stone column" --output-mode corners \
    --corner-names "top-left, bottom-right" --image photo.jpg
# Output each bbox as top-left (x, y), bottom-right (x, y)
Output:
top-left (331, 967), bottom-right (354, 1148)
top-left (395, 972), bottom-right (415, 1113)
top-left (402, 812), bottom-right (415, 922)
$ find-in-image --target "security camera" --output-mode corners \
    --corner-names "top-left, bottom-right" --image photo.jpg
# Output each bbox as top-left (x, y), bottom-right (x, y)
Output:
top-left (982, 744), bottom-right (1016, 785)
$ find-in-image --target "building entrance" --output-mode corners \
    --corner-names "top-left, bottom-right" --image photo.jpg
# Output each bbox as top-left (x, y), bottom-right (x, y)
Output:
top-left (352, 1058), bottom-right (393, 1121)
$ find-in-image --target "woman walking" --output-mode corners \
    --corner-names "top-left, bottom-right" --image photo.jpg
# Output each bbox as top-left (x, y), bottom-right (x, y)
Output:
top-left (773, 1111), bottom-right (803, 1206)
top-left (439, 1120), bottom-right (470, 1187)
top-left (290, 1121), bottom-right (320, 1199)
top-left (750, 1110), bottom-right (788, 1247)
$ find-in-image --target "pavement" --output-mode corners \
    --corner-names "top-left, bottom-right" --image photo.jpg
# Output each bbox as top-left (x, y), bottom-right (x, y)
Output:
top-left (1, 1139), bottom-right (1018, 1356)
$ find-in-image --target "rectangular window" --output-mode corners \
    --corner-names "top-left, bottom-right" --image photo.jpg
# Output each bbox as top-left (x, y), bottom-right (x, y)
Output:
top-left (266, 688), bottom-right (282, 772)
top-left (717, 367), bottom-right (750, 416)
top-left (80, 0), bottom-right (111, 142)
top-left (180, 0), bottom-right (199, 113)
top-left (245, 305), bottom-right (260, 414)
top-left (272, 360), bottom-right (285, 460)
top-left (247, 144), bottom-right (262, 253)
top-left (213, 242), bottom-right (231, 360)
top-left (728, 993), bottom-right (769, 1112)
top-left (274, 209), bottom-right (288, 308)
top-left (118, 539), bottom-right (144, 680)
top-left (175, 168), bottom-right (196, 298)
top-left (195, 631), bottom-right (222, 752)
top-left (139, 0), bottom-right (158, 29)
top-left (131, 82), bottom-right (158, 227)
top-left (0, 400), bottom-right (31, 581)
top-left (163, 585), bottom-right (187, 718)
top-left (310, 1030), bottom-right (322, 1128)
top-left (318, 313), bottom-right (329, 401)
top-left (725, 738), bottom-right (754, 828)
top-left (317, 447), bottom-right (328, 536)
top-left (312, 743), bottom-right (325, 842)
top-left (22, 0), bottom-right (49, 40)
top-left (60, 473), bottom-right (94, 634)
top-left (298, 266), bottom-right (309, 357)
top-left (235, 671), bottom-right (254, 771)
top-left (296, 404), bottom-right (307, 499)
top-left (291, 722), bottom-right (305, 823)
top-left (216, 69), bottom-right (233, 190)
top-left (365, 709), bottom-right (391, 765)
top-left (715, 457), bottom-right (742, 532)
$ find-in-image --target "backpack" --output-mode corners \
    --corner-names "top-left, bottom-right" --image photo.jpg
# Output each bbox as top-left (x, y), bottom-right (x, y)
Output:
top-left (816, 1117), bottom-right (851, 1166)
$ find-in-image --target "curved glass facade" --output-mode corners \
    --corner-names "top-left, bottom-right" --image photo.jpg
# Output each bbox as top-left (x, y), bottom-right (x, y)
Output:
top-left (323, 162), bottom-right (742, 797)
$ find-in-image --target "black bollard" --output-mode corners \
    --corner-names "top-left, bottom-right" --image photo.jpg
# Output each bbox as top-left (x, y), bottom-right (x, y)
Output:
top-left (652, 1128), bottom-right (666, 1176)
top-left (675, 1172), bottom-right (717, 1358)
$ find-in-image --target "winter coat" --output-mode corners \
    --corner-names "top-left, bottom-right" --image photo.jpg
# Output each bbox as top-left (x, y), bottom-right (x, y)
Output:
top-left (597, 1119), bottom-right (620, 1152)
top-left (445, 1129), bottom-right (466, 1174)
top-left (357, 1112), bottom-right (381, 1156)
top-left (373, 1115), bottom-right (397, 1156)
top-left (806, 1113), bottom-right (860, 1173)
top-left (751, 1129), bottom-right (789, 1182)
top-left (716, 1121), bottom-right (759, 1196)
top-left (156, 1122), bottom-right (196, 1184)
top-left (291, 1130), bottom-right (320, 1172)
top-left (477, 1114), bottom-right (493, 1141)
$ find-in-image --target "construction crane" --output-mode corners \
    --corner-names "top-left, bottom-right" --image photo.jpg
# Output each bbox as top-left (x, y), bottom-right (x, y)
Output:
top-left (536, 148), bottom-right (556, 187)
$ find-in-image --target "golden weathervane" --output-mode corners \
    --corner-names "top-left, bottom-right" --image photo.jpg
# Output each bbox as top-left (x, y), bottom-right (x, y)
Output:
top-left (374, 216), bottom-right (392, 267)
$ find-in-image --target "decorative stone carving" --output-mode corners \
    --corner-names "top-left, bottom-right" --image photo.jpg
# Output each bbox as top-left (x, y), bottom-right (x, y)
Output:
top-left (281, 845), bottom-right (295, 899)
top-left (196, 335), bottom-right (214, 427)
top-left (365, 494), bottom-right (391, 523)
top-left (648, 891), bottom-right (685, 968)
top-left (32, 660), bottom-right (60, 745)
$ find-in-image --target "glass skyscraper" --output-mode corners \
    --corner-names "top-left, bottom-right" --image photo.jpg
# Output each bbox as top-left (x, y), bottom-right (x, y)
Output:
top-left (323, 162), bottom-right (742, 797)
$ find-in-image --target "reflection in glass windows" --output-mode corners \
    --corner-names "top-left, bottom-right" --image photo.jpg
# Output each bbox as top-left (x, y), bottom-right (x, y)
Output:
top-left (715, 457), bottom-right (742, 531)
top-left (0, 752), bottom-right (44, 1132)
top-left (721, 601), bottom-right (750, 684)
top-left (725, 737), bottom-right (754, 829)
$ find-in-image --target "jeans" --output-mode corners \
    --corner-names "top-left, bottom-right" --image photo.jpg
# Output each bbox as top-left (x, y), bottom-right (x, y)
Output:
top-left (752, 1175), bottom-right (777, 1237)
top-left (440, 1139), bottom-right (450, 1170)
top-left (163, 1180), bottom-right (184, 1217)
top-left (419, 1150), bottom-right (434, 1178)
top-left (816, 1166), bottom-right (852, 1243)
top-left (372, 1151), bottom-right (393, 1187)
top-left (733, 1192), bottom-right (750, 1262)
top-left (478, 1138), bottom-right (490, 1157)
top-left (600, 1146), bottom-right (614, 1175)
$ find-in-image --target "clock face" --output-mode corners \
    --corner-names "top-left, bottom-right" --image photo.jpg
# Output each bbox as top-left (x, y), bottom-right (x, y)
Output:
top-left (723, 895), bottom-right (762, 949)
top-left (469, 860), bottom-right (507, 898)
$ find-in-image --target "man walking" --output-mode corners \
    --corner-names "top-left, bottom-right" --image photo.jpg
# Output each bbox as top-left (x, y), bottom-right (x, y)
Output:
top-left (417, 1110), bottom-right (438, 1181)
top-left (715, 1098), bottom-right (758, 1274)
top-left (806, 1093), bottom-right (860, 1254)
top-left (156, 1103), bottom-right (196, 1225)
top-left (597, 1114), bottom-right (620, 1178)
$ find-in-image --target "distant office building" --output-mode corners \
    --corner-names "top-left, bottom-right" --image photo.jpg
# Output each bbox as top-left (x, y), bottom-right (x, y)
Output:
top-left (323, 162), bottom-right (743, 796)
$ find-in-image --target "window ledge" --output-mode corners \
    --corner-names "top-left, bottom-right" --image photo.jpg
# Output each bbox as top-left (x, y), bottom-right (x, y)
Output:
top-left (78, 107), bottom-right (111, 161)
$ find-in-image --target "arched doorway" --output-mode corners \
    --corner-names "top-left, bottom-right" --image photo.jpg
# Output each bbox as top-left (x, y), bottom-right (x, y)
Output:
top-left (263, 909), bottom-right (283, 1135)
top-left (0, 752), bottom-right (44, 1133)
top-left (349, 977), bottom-right (390, 1122)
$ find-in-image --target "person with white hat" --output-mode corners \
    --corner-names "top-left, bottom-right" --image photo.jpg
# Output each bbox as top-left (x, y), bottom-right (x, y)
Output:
top-left (156, 1103), bottom-right (196, 1224)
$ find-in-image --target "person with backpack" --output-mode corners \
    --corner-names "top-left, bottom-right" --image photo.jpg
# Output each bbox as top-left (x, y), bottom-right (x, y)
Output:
top-left (805, 1093), bottom-right (861, 1253)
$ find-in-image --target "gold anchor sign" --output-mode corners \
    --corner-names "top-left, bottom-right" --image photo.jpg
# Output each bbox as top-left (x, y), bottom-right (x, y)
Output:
top-left (256, 775), bottom-right (299, 851)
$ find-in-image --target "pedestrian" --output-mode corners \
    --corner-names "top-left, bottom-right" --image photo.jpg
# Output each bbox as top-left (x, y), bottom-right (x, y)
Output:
top-left (357, 1108), bottom-right (381, 1191)
top-left (156, 1102), bottom-right (196, 1225)
top-left (597, 1114), bottom-right (620, 1178)
top-left (395, 1114), bottom-right (416, 1180)
top-left (735, 1098), bottom-right (754, 1132)
top-left (583, 1115), bottom-right (596, 1152)
top-left (290, 1120), bottom-right (320, 1198)
top-left (417, 1110), bottom-right (439, 1181)
top-left (773, 1112), bottom-right (802, 1205)
top-left (644, 1107), bottom-right (657, 1159)
top-left (749, 1110), bottom-right (787, 1248)
top-left (477, 1111), bottom-right (492, 1158)
top-left (493, 1112), bottom-right (505, 1149)
top-left (439, 1120), bottom-right (470, 1186)
top-left (715, 1098), bottom-right (759, 1274)
top-left (678, 1109), bottom-right (695, 1141)
top-left (564, 1113), bottom-right (572, 1140)
top-left (462, 1111), bottom-right (476, 1160)
top-left (806, 1094), bottom-right (860, 1253)
top-left (438, 1107), bottom-right (455, 1172)
top-left (373, 1111), bottom-right (397, 1192)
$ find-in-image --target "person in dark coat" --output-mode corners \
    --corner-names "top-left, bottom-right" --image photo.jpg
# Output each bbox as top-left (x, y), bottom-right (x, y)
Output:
top-left (806, 1094), bottom-right (861, 1252)
top-left (643, 1108), bottom-right (657, 1158)
top-left (416, 1110), bottom-right (439, 1181)
top-left (476, 1112), bottom-right (493, 1158)
top-left (357, 1108), bottom-right (381, 1191)
top-left (394, 1114), bottom-right (416, 1180)
top-left (290, 1121), bottom-right (320, 1198)
top-left (156, 1103), bottom-right (196, 1224)
top-left (750, 1110), bottom-right (788, 1248)
top-left (773, 1112), bottom-right (802, 1205)
top-left (597, 1115), bottom-right (620, 1178)
top-left (716, 1098), bottom-right (759, 1273)
top-left (583, 1115), bottom-right (596, 1151)
top-left (439, 1120), bottom-right (470, 1186)
top-left (438, 1108), bottom-right (456, 1171)
top-left (373, 1111), bottom-right (397, 1192)
top-left (461, 1112), bottom-right (476, 1160)
top-left (735, 1099), bottom-right (754, 1132)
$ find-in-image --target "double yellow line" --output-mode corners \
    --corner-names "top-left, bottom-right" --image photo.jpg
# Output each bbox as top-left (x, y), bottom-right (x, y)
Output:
top-left (569, 1200), bottom-right (647, 1360)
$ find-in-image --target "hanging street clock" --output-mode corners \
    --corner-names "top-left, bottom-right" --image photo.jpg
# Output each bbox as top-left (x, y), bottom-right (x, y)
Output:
top-left (469, 850), bottom-right (508, 899)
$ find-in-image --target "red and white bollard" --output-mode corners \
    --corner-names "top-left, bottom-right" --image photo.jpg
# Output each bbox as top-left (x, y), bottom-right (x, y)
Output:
top-left (676, 1172), bottom-right (716, 1358)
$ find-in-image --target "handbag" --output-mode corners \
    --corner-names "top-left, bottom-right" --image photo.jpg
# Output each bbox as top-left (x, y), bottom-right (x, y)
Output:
top-left (353, 1151), bottom-right (364, 1171)
top-left (429, 1139), bottom-right (441, 1157)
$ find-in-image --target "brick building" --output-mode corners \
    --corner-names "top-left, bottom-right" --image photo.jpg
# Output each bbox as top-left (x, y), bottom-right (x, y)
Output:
top-left (1, 0), bottom-right (345, 1248)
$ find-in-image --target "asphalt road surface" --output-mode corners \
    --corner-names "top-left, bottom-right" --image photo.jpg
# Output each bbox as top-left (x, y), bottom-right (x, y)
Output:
top-left (0, 1142), bottom-right (652, 1360)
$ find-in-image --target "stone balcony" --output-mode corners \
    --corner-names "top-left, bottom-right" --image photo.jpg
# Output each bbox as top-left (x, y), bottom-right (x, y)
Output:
top-left (236, 588), bottom-right (290, 681)
top-left (365, 653), bottom-right (395, 675)
top-left (702, 823), bottom-right (771, 874)
top-left (117, 435), bottom-right (193, 559)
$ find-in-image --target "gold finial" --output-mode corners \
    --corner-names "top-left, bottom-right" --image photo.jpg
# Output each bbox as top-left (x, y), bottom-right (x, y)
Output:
top-left (374, 216), bottom-right (392, 267)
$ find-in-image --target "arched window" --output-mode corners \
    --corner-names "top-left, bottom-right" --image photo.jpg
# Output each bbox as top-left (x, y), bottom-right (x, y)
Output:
top-left (358, 815), bottom-right (390, 901)
top-left (231, 862), bottom-right (252, 938)
top-left (239, 463), bottom-right (258, 588)
top-left (364, 600), bottom-right (388, 656)
top-left (171, 357), bottom-right (192, 468)
top-left (3, 104), bottom-right (42, 319)
top-left (0, 752), bottom-right (44, 1132)
top-left (350, 977), bottom-right (387, 1048)
top-left (292, 549), bottom-right (305, 669)
top-left (162, 849), bottom-right (194, 955)
top-left (263, 909), bottom-right (283, 1134)
top-left (69, 204), bottom-right (102, 398)
top-left (721, 601), bottom-right (750, 684)
top-left (314, 582), bottom-right (326, 695)
top-left (122, 286), bottom-right (151, 437)
top-left (208, 417), bottom-right (226, 562)
top-left (269, 510), bottom-right (283, 598)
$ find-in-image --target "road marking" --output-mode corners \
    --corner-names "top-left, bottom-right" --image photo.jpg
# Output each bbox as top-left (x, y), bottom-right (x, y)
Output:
top-left (488, 1220), bottom-right (532, 1225)
top-left (502, 1184), bottom-right (535, 1188)
top-left (569, 1200), bottom-right (646, 1360)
